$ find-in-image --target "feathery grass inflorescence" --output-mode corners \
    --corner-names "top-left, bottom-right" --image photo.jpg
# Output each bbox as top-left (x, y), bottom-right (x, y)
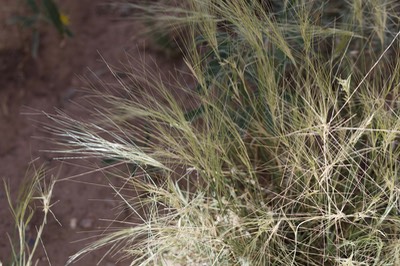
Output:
top-left (47, 0), bottom-right (400, 265)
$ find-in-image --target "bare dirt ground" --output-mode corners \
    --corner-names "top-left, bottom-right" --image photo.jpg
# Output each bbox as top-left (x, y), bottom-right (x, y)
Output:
top-left (0, 1), bottom-right (185, 265)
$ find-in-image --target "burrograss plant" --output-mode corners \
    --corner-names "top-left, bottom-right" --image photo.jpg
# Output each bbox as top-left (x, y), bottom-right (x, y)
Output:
top-left (2, 164), bottom-right (56, 266)
top-left (46, 0), bottom-right (400, 265)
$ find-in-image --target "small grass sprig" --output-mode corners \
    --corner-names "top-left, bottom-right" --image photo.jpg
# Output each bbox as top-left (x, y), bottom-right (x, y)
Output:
top-left (3, 164), bottom-right (57, 266)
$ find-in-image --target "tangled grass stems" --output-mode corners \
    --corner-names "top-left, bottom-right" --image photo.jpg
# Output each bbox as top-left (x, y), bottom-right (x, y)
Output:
top-left (46, 0), bottom-right (400, 265)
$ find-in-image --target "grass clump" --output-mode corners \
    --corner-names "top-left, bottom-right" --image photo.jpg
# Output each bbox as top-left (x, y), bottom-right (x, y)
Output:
top-left (47, 0), bottom-right (400, 265)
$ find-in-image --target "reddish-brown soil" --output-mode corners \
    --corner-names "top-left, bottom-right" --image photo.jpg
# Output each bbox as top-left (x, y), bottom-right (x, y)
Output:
top-left (0, 1), bottom-right (184, 265)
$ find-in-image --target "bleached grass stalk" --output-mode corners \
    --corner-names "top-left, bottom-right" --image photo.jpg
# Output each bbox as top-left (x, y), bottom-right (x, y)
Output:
top-left (48, 0), bottom-right (400, 265)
